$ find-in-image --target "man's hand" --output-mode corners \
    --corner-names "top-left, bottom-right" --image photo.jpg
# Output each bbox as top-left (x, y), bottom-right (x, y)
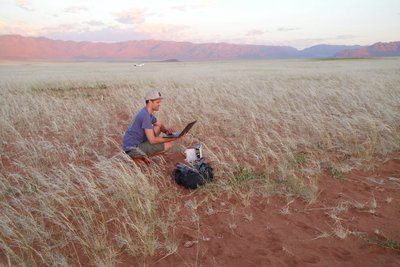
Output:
top-left (166, 128), bottom-right (174, 135)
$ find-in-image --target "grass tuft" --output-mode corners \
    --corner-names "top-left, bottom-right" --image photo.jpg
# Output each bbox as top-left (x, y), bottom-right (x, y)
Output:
top-left (352, 232), bottom-right (400, 252)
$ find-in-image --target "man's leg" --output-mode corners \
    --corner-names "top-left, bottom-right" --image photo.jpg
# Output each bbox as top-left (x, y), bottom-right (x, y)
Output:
top-left (150, 125), bottom-right (174, 154)
top-left (128, 142), bottom-right (173, 165)
top-left (139, 140), bottom-right (174, 157)
top-left (126, 147), bottom-right (151, 164)
top-left (163, 141), bottom-right (173, 153)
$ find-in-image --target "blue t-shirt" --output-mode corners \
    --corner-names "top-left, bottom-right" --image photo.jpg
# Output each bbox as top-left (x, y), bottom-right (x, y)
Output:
top-left (122, 107), bottom-right (157, 151)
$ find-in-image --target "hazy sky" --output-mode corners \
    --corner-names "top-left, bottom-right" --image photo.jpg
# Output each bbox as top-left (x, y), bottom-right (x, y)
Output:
top-left (1, 0), bottom-right (399, 49)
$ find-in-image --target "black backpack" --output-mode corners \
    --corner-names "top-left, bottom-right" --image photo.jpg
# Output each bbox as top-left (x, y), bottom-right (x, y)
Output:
top-left (172, 160), bottom-right (214, 189)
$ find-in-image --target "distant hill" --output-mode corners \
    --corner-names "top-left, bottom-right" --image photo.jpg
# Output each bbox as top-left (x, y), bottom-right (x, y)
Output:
top-left (0, 35), bottom-right (398, 61)
top-left (0, 35), bottom-right (297, 61)
top-left (336, 41), bottom-right (400, 58)
top-left (158, 59), bottom-right (181, 62)
top-left (299, 44), bottom-right (364, 58)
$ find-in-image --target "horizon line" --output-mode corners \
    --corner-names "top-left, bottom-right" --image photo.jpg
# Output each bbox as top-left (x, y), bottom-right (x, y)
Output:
top-left (2, 34), bottom-right (399, 51)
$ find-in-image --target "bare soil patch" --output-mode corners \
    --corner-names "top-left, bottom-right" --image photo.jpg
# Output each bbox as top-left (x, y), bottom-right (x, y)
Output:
top-left (121, 153), bottom-right (400, 266)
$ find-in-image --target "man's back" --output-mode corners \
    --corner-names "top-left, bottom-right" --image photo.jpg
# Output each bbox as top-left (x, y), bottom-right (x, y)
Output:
top-left (122, 107), bottom-right (156, 151)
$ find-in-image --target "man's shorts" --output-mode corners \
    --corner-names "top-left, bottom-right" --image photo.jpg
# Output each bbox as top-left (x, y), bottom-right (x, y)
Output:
top-left (126, 142), bottom-right (165, 158)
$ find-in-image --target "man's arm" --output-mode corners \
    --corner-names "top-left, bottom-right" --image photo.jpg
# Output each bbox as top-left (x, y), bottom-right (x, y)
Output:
top-left (153, 121), bottom-right (174, 135)
top-left (144, 128), bottom-right (176, 144)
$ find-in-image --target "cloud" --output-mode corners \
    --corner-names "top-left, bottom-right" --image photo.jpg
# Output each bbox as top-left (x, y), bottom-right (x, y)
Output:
top-left (45, 27), bottom-right (151, 43)
top-left (37, 21), bottom-right (191, 43)
top-left (113, 8), bottom-right (148, 25)
top-left (335, 34), bottom-right (356, 40)
top-left (246, 29), bottom-right (265, 36)
top-left (64, 5), bottom-right (89, 14)
top-left (170, 5), bottom-right (186, 12)
top-left (15, 0), bottom-right (28, 5)
top-left (34, 21), bottom-right (149, 42)
top-left (135, 23), bottom-right (193, 41)
top-left (0, 12), bottom-right (194, 43)
top-left (0, 21), bottom-right (38, 36)
top-left (41, 23), bottom-right (86, 34)
top-left (169, 3), bottom-right (208, 12)
top-left (86, 20), bottom-right (106, 27)
top-left (15, 0), bottom-right (34, 11)
top-left (277, 27), bottom-right (301, 32)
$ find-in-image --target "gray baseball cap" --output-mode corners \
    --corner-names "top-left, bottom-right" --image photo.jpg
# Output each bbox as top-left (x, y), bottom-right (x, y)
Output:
top-left (145, 89), bottom-right (163, 101)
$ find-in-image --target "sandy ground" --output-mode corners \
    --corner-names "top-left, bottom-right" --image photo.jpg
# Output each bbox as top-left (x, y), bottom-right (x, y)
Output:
top-left (1, 149), bottom-right (399, 266)
top-left (121, 153), bottom-right (400, 266)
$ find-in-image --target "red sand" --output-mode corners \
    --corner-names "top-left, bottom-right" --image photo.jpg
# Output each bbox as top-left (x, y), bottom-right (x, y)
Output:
top-left (124, 153), bottom-right (400, 266)
top-left (2, 149), bottom-right (399, 266)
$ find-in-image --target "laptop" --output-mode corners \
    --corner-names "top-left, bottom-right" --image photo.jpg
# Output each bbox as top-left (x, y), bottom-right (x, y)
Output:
top-left (163, 120), bottom-right (197, 138)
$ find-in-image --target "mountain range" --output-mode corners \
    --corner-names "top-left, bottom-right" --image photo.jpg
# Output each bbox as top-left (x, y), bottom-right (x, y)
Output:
top-left (0, 35), bottom-right (399, 61)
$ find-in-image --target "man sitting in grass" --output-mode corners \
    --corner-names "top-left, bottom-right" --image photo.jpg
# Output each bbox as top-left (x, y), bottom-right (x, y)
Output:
top-left (122, 89), bottom-right (179, 163)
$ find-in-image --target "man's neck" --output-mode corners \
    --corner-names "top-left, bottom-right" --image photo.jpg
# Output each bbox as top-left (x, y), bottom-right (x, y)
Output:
top-left (145, 105), bottom-right (153, 114)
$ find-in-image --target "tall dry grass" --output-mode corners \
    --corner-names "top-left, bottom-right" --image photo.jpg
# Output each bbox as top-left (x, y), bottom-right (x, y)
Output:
top-left (1, 59), bottom-right (399, 265)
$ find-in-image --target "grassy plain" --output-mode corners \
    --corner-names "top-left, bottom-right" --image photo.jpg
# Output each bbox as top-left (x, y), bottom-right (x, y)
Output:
top-left (0, 58), bottom-right (399, 266)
